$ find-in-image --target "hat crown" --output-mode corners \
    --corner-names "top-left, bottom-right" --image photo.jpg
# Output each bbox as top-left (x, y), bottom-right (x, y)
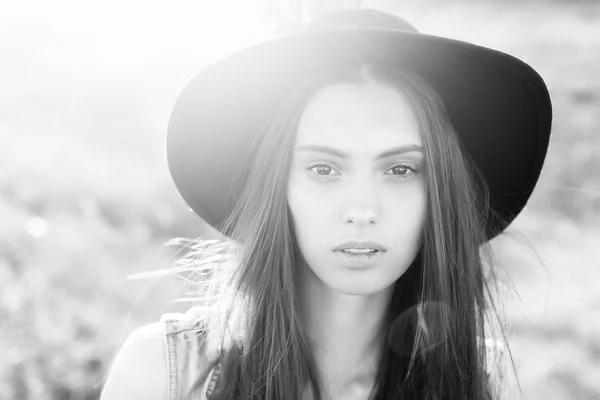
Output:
top-left (307, 9), bottom-right (419, 33)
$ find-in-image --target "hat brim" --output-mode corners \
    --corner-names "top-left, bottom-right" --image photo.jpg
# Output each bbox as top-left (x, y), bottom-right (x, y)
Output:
top-left (167, 27), bottom-right (552, 240)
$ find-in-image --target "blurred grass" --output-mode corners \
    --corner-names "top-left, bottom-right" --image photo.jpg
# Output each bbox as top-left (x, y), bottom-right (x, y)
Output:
top-left (1, 1), bottom-right (599, 399)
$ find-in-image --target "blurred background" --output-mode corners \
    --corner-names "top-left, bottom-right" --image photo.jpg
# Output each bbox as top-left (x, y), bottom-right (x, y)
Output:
top-left (1, 0), bottom-right (599, 399)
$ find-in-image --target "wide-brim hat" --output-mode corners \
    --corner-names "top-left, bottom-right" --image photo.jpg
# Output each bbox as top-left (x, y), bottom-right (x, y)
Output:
top-left (167, 9), bottom-right (552, 240)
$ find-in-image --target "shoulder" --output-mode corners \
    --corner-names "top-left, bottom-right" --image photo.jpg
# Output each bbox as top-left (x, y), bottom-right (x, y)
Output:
top-left (160, 307), bottom-right (220, 397)
top-left (100, 321), bottom-right (168, 400)
top-left (101, 307), bottom-right (220, 400)
top-left (161, 306), bottom-right (211, 335)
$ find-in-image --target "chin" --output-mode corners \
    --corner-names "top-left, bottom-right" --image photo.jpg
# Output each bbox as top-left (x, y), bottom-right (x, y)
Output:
top-left (326, 276), bottom-right (394, 296)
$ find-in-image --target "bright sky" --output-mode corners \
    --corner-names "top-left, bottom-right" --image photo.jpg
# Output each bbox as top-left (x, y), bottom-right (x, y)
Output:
top-left (0, 0), bottom-right (553, 142)
top-left (0, 0), bottom-right (270, 139)
top-left (0, 0), bottom-right (265, 74)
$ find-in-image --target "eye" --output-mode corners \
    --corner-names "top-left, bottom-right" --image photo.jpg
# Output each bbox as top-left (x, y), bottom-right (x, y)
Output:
top-left (306, 162), bottom-right (340, 177)
top-left (306, 162), bottom-right (419, 180)
top-left (385, 163), bottom-right (419, 180)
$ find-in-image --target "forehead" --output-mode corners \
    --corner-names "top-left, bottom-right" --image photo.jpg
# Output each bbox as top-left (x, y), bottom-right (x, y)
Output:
top-left (295, 81), bottom-right (422, 148)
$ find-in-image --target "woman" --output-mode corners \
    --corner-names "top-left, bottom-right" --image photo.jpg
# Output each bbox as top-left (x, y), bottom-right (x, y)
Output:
top-left (100, 8), bottom-right (552, 400)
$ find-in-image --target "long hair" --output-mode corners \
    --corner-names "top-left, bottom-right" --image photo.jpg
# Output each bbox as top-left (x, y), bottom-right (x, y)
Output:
top-left (177, 63), bottom-right (510, 400)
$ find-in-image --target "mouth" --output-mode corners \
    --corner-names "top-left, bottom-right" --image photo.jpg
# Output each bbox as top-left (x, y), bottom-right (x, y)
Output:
top-left (335, 249), bottom-right (382, 254)
top-left (333, 248), bottom-right (385, 266)
top-left (332, 240), bottom-right (387, 253)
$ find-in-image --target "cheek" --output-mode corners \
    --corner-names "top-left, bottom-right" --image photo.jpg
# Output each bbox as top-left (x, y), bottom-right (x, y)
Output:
top-left (287, 178), bottom-right (336, 255)
top-left (387, 190), bottom-right (426, 241)
top-left (288, 183), bottom-right (331, 234)
top-left (288, 177), bottom-right (427, 228)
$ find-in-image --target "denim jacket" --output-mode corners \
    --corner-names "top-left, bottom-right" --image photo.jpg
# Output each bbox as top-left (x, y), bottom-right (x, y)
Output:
top-left (161, 306), bottom-right (507, 400)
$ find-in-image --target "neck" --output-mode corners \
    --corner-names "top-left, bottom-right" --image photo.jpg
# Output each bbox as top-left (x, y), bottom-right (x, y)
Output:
top-left (298, 263), bottom-right (393, 397)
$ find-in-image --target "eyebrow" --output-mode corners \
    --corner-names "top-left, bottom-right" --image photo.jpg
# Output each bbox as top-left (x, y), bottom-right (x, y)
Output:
top-left (295, 144), bottom-right (424, 160)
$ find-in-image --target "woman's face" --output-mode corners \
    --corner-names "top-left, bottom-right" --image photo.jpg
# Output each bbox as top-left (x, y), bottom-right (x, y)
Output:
top-left (287, 81), bottom-right (426, 295)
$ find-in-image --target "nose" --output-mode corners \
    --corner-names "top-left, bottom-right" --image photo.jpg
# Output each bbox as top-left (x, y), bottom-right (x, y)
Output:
top-left (343, 208), bottom-right (377, 225)
top-left (341, 183), bottom-right (379, 225)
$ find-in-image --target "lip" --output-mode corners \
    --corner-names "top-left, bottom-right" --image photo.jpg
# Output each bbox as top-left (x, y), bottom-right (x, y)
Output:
top-left (332, 240), bottom-right (387, 252)
top-left (334, 248), bottom-right (385, 268)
